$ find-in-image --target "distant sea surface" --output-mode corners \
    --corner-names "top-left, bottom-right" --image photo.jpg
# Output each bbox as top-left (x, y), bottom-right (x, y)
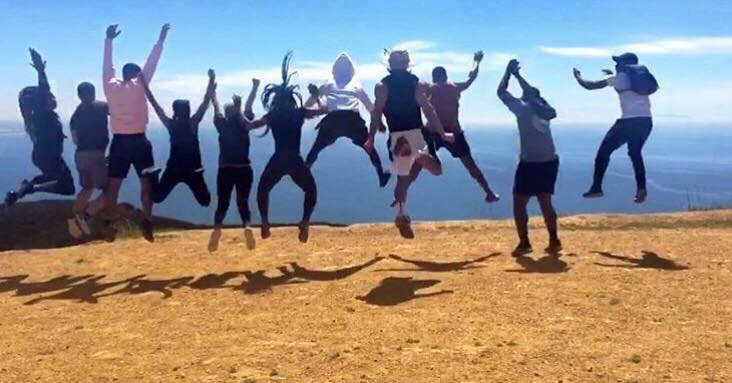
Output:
top-left (1, 121), bottom-right (731, 225)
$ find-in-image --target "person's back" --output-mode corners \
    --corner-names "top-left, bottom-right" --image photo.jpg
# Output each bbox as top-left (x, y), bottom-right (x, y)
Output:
top-left (324, 82), bottom-right (366, 112)
top-left (512, 101), bottom-right (557, 163)
top-left (428, 82), bottom-right (461, 132)
top-left (268, 108), bottom-right (306, 154)
top-left (215, 116), bottom-right (250, 166)
top-left (609, 71), bottom-right (652, 119)
top-left (382, 71), bottom-right (423, 132)
top-left (104, 79), bottom-right (150, 135)
top-left (71, 100), bottom-right (109, 153)
top-left (166, 119), bottom-right (202, 170)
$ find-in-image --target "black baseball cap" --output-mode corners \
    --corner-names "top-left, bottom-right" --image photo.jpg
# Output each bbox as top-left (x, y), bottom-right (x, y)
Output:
top-left (612, 52), bottom-right (639, 65)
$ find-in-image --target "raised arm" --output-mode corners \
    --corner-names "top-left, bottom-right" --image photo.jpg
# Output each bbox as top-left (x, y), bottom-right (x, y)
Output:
top-left (103, 25), bottom-right (121, 84)
top-left (191, 69), bottom-right (216, 123)
top-left (416, 82), bottom-right (451, 141)
top-left (456, 50), bottom-right (483, 92)
top-left (141, 24), bottom-right (170, 82)
top-left (29, 49), bottom-right (49, 112)
top-left (304, 83), bottom-right (325, 108)
top-left (244, 78), bottom-right (260, 120)
top-left (497, 59), bottom-right (517, 102)
top-left (211, 86), bottom-right (222, 118)
top-left (573, 68), bottom-right (608, 90)
top-left (138, 73), bottom-right (170, 127)
top-left (364, 81), bottom-right (388, 152)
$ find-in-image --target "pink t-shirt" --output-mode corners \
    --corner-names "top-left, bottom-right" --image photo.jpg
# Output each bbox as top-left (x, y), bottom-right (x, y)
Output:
top-left (103, 38), bottom-right (164, 135)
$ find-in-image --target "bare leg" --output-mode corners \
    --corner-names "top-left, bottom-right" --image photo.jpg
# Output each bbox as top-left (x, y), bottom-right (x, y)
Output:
top-left (459, 155), bottom-right (499, 202)
top-left (512, 194), bottom-right (532, 255)
top-left (87, 192), bottom-right (107, 216)
top-left (537, 194), bottom-right (561, 252)
top-left (73, 187), bottom-right (95, 216)
top-left (140, 176), bottom-right (154, 221)
top-left (105, 178), bottom-right (123, 217)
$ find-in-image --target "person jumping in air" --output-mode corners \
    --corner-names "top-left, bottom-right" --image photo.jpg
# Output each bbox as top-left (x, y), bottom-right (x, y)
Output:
top-left (103, 24), bottom-right (170, 242)
top-left (427, 51), bottom-right (499, 203)
top-left (4, 49), bottom-right (75, 208)
top-left (497, 59), bottom-right (562, 255)
top-left (140, 69), bottom-right (216, 207)
top-left (251, 52), bottom-right (328, 243)
top-left (573, 52), bottom-right (657, 203)
top-left (304, 53), bottom-right (391, 187)
top-left (67, 82), bottom-right (110, 238)
top-left (364, 50), bottom-right (454, 237)
top-left (210, 78), bottom-right (261, 250)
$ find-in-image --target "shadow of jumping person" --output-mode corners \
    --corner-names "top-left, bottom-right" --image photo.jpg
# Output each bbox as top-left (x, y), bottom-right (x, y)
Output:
top-left (376, 253), bottom-right (501, 272)
top-left (505, 254), bottom-right (570, 274)
top-left (188, 272), bottom-right (242, 290)
top-left (238, 270), bottom-right (306, 295)
top-left (96, 276), bottom-right (194, 300)
top-left (0, 275), bottom-right (29, 294)
top-left (356, 277), bottom-right (453, 306)
top-left (14, 274), bottom-right (96, 296)
top-left (593, 250), bottom-right (689, 270)
top-left (285, 256), bottom-right (385, 281)
top-left (24, 275), bottom-right (145, 305)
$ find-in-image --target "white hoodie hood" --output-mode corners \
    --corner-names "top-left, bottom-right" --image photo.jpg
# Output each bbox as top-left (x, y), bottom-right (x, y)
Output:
top-left (323, 53), bottom-right (372, 112)
top-left (332, 53), bottom-right (356, 87)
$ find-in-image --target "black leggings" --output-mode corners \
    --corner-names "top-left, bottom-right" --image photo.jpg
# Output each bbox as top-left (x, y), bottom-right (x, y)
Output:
top-left (27, 152), bottom-right (76, 196)
top-left (215, 166), bottom-right (253, 226)
top-left (257, 152), bottom-right (317, 224)
top-left (153, 167), bottom-right (211, 206)
top-left (592, 117), bottom-right (653, 191)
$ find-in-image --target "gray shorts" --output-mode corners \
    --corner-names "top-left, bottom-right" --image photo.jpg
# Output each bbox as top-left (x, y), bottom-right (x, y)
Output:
top-left (75, 150), bottom-right (108, 190)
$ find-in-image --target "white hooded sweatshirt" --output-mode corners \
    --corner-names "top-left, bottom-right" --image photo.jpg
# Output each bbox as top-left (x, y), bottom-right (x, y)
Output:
top-left (321, 53), bottom-right (374, 112)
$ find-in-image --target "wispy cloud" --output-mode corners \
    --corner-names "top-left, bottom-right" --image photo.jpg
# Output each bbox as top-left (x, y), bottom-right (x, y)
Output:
top-left (154, 41), bottom-right (514, 95)
top-left (539, 36), bottom-right (732, 57)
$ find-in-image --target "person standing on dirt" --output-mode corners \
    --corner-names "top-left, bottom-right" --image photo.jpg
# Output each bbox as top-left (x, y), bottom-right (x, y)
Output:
top-left (427, 50), bottom-right (499, 203)
top-left (67, 82), bottom-right (110, 239)
top-left (497, 59), bottom-right (562, 255)
top-left (364, 50), bottom-right (454, 237)
top-left (573, 52), bottom-right (657, 204)
top-left (102, 23), bottom-right (170, 242)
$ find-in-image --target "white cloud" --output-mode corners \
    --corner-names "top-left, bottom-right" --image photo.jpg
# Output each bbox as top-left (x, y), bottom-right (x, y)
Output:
top-left (154, 41), bottom-right (514, 95)
top-left (539, 36), bottom-right (732, 57)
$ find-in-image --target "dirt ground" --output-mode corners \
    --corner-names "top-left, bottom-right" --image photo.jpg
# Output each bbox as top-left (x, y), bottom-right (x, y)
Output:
top-left (0, 211), bottom-right (730, 382)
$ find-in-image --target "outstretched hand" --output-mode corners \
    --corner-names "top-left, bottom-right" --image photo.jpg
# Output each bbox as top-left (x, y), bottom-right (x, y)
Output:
top-left (208, 69), bottom-right (216, 80)
top-left (106, 24), bottom-right (121, 40)
top-left (573, 68), bottom-right (582, 79)
top-left (307, 83), bottom-right (319, 97)
top-left (158, 24), bottom-right (171, 42)
top-left (474, 50), bottom-right (484, 63)
top-left (28, 48), bottom-right (46, 72)
top-left (252, 78), bottom-right (261, 88)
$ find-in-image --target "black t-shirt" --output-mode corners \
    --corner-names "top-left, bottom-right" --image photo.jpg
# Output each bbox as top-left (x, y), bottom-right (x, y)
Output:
top-left (70, 101), bottom-right (109, 152)
top-left (214, 115), bottom-right (250, 166)
top-left (165, 118), bottom-right (203, 170)
top-left (382, 71), bottom-right (424, 132)
top-left (33, 109), bottom-right (64, 159)
top-left (267, 108), bottom-right (306, 154)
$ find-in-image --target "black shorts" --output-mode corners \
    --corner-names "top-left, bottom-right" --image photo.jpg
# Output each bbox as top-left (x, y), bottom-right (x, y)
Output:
top-left (513, 158), bottom-right (559, 196)
top-left (315, 110), bottom-right (369, 145)
top-left (427, 131), bottom-right (471, 158)
top-left (108, 134), bottom-right (155, 179)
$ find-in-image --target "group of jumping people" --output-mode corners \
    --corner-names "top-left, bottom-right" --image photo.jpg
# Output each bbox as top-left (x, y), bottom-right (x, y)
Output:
top-left (4, 24), bottom-right (657, 255)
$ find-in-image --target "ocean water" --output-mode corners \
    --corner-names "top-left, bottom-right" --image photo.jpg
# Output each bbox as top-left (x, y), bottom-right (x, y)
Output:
top-left (1, 121), bottom-right (731, 225)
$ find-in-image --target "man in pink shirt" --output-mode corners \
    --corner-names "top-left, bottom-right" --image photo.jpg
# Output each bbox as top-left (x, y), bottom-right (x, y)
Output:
top-left (102, 23), bottom-right (170, 242)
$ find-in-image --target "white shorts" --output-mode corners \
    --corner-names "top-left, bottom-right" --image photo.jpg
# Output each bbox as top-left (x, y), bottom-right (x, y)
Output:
top-left (390, 129), bottom-right (427, 176)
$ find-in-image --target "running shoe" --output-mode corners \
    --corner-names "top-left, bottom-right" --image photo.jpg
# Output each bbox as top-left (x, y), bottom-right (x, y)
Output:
top-left (544, 239), bottom-right (563, 254)
top-left (582, 188), bottom-right (604, 199)
top-left (634, 189), bottom-right (647, 204)
top-left (512, 242), bottom-right (533, 257)
top-left (140, 219), bottom-right (155, 243)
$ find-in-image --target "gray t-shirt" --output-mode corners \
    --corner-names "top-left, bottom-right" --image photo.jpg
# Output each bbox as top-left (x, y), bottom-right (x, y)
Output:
top-left (499, 91), bottom-right (557, 163)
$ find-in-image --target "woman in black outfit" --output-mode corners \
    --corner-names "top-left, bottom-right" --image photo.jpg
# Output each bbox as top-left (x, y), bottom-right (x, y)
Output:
top-left (250, 52), bottom-right (328, 243)
top-left (4, 49), bottom-right (75, 207)
top-left (140, 69), bottom-right (216, 207)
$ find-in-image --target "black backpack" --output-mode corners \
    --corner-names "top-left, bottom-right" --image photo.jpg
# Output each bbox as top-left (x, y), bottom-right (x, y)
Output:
top-left (625, 65), bottom-right (658, 95)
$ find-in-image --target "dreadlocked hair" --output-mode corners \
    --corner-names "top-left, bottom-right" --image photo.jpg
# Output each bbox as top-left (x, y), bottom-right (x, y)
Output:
top-left (259, 51), bottom-right (302, 137)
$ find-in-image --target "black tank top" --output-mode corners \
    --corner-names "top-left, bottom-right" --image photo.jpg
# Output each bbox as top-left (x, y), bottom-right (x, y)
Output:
top-left (382, 71), bottom-right (424, 132)
top-left (167, 119), bottom-right (203, 170)
top-left (268, 108), bottom-right (306, 154)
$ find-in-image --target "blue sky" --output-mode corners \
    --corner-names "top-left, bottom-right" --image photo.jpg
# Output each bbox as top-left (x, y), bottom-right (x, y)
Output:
top-left (2, 0), bottom-right (732, 126)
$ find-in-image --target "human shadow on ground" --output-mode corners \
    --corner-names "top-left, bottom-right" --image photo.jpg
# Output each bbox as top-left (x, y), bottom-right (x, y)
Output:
top-left (285, 256), bottom-right (385, 280)
top-left (505, 254), bottom-right (570, 274)
top-left (374, 253), bottom-right (501, 272)
top-left (593, 251), bottom-right (689, 270)
top-left (356, 277), bottom-right (453, 306)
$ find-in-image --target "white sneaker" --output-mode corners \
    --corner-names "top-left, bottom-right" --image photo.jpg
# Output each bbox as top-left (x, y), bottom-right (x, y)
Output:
top-left (67, 218), bottom-right (83, 239)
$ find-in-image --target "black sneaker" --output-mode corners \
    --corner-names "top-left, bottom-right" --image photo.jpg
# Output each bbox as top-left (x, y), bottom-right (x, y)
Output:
top-left (545, 240), bottom-right (563, 254)
top-left (512, 242), bottom-right (533, 257)
top-left (140, 219), bottom-right (155, 243)
top-left (4, 191), bottom-right (20, 207)
top-left (582, 188), bottom-right (604, 199)
top-left (379, 172), bottom-right (392, 188)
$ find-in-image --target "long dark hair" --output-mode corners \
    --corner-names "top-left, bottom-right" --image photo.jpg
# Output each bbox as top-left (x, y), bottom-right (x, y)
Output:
top-left (18, 86), bottom-right (38, 141)
top-left (259, 51), bottom-right (302, 137)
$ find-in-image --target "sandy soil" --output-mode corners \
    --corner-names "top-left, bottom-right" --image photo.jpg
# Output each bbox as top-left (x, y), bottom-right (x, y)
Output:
top-left (0, 211), bottom-right (730, 382)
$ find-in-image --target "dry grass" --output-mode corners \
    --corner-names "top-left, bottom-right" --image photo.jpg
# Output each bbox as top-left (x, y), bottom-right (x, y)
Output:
top-left (0, 211), bottom-right (730, 382)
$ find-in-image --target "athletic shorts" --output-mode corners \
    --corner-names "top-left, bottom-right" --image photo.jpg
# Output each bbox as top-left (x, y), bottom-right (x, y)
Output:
top-left (75, 150), bottom-right (108, 189)
top-left (389, 128), bottom-right (428, 176)
top-left (430, 131), bottom-right (471, 158)
top-left (513, 158), bottom-right (559, 196)
top-left (108, 134), bottom-right (155, 179)
top-left (315, 110), bottom-right (369, 146)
